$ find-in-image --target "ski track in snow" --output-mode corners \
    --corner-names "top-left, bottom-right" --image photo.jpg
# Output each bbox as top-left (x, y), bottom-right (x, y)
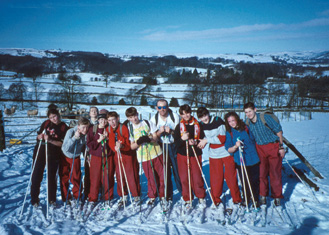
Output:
top-left (1, 112), bottom-right (329, 234)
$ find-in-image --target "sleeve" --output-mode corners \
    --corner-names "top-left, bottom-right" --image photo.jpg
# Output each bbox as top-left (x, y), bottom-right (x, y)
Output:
top-left (62, 129), bottom-right (77, 154)
top-left (173, 123), bottom-right (185, 149)
top-left (264, 114), bottom-right (282, 134)
top-left (225, 131), bottom-right (234, 155)
top-left (37, 120), bottom-right (47, 135)
top-left (149, 115), bottom-right (158, 131)
top-left (149, 120), bottom-right (158, 134)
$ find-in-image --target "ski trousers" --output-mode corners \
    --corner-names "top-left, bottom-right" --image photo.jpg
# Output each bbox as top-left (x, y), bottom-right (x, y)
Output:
top-left (88, 155), bottom-right (115, 202)
top-left (59, 155), bottom-right (82, 202)
top-left (30, 143), bottom-right (60, 205)
top-left (256, 142), bottom-right (283, 199)
top-left (177, 153), bottom-right (206, 202)
top-left (114, 152), bottom-right (140, 197)
top-left (236, 162), bottom-right (260, 205)
top-left (210, 156), bottom-right (241, 205)
top-left (142, 155), bottom-right (165, 199)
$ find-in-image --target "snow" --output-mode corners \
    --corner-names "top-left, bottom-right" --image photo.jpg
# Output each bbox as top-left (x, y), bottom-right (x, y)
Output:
top-left (0, 109), bottom-right (329, 234)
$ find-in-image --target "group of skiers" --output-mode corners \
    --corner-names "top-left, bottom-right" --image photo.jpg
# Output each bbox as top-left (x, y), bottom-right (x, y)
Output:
top-left (30, 99), bottom-right (285, 220)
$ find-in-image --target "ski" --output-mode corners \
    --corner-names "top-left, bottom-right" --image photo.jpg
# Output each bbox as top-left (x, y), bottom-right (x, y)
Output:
top-left (180, 203), bottom-right (193, 224)
top-left (259, 205), bottom-right (267, 227)
top-left (31, 204), bottom-right (50, 227)
top-left (141, 201), bottom-right (156, 222)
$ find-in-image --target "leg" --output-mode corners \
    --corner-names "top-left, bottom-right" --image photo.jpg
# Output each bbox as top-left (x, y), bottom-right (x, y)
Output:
top-left (88, 156), bottom-right (102, 202)
top-left (209, 157), bottom-right (224, 205)
top-left (71, 157), bottom-right (82, 200)
top-left (223, 156), bottom-right (241, 204)
top-left (177, 153), bottom-right (192, 202)
top-left (31, 145), bottom-right (46, 205)
top-left (256, 144), bottom-right (270, 197)
top-left (190, 155), bottom-right (206, 199)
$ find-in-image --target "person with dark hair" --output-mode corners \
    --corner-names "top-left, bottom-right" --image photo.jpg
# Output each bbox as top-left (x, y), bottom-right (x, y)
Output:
top-left (86, 113), bottom-right (114, 209)
top-left (243, 102), bottom-right (285, 207)
top-left (173, 104), bottom-right (206, 209)
top-left (89, 107), bottom-right (99, 125)
top-left (224, 111), bottom-right (260, 209)
top-left (150, 99), bottom-right (182, 200)
top-left (106, 111), bottom-right (141, 206)
top-left (31, 108), bottom-right (69, 208)
top-left (60, 117), bottom-right (90, 205)
top-left (196, 107), bottom-right (241, 220)
top-left (125, 107), bottom-right (165, 207)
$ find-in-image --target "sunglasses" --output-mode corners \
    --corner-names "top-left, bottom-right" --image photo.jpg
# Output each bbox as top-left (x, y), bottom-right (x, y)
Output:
top-left (157, 106), bottom-right (167, 110)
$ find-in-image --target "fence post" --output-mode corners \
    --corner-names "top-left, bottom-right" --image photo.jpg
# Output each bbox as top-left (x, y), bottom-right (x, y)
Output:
top-left (0, 110), bottom-right (5, 151)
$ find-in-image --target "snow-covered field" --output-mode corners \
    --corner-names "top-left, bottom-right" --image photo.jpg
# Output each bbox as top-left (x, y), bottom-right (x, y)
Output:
top-left (0, 108), bottom-right (328, 235)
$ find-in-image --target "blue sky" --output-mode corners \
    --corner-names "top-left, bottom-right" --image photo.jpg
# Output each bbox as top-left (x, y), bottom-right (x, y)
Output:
top-left (1, 0), bottom-right (329, 55)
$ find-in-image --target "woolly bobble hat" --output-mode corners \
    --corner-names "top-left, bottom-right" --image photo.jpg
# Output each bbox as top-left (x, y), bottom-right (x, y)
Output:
top-left (97, 113), bottom-right (107, 120)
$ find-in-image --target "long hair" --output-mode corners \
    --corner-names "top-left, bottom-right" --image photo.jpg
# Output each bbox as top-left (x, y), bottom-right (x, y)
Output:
top-left (224, 111), bottom-right (246, 133)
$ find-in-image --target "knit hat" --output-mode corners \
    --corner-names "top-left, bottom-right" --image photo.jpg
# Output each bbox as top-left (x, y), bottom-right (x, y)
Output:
top-left (99, 109), bottom-right (109, 114)
top-left (97, 113), bottom-right (107, 120)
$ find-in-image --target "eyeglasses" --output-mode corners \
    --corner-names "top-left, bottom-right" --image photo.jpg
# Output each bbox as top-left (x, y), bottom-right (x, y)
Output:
top-left (157, 106), bottom-right (167, 110)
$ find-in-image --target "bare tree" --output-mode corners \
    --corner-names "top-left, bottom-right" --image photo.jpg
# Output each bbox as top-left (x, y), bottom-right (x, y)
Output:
top-left (8, 82), bottom-right (27, 109)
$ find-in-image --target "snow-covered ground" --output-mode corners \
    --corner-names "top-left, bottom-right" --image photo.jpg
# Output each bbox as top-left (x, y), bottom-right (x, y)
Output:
top-left (0, 108), bottom-right (328, 235)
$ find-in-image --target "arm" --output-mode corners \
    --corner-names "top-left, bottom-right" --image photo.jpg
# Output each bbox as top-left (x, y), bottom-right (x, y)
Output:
top-left (277, 130), bottom-right (286, 158)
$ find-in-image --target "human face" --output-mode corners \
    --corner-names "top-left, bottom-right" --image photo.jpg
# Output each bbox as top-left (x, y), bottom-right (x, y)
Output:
top-left (98, 118), bottom-right (106, 128)
top-left (49, 113), bottom-right (60, 125)
top-left (108, 116), bottom-right (119, 129)
top-left (78, 124), bottom-right (89, 135)
top-left (199, 114), bottom-right (210, 124)
top-left (156, 101), bottom-right (168, 117)
top-left (227, 116), bottom-right (238, 129)
top-left (89, 108), bottom-right (98, 119)
top-left (127, 114), bottom-right (140, 125)
top-left (180, 111), bottom-right (191, 122)
top-left (244, 107), bottom-right (257, 122)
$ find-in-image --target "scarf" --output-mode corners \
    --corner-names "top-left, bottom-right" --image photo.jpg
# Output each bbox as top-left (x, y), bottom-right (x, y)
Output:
top-left (180, 116), bottom-right (201, 140)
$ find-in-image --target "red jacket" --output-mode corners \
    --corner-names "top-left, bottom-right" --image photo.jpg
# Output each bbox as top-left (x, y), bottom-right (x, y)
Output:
top-left (106, 124), bottom-right (135, 156)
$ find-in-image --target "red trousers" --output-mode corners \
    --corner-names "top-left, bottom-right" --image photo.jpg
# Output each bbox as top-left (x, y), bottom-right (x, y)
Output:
top-left (59, 155), bottom-right (82, 202)
top-left (256, 142), bottom-right (283, 199)
top-left (114, 152), bottom-right (140, 197)
top-left (88, 155), bottom-right (115, 202)
top-left (177, 153), bottom-right (206, 202)
top-left (210, 156), bottom-right (241, 205)
top-left (142, 155), bottom-right (165, 198)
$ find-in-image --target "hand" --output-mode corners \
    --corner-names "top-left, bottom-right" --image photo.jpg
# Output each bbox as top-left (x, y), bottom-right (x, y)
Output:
top-left (164, 126), bottom-right (170, 134)
top-left (197, 139), bottom-right (207, 149)
top-left (37, 133), bottom-right (44, 140)
top-left (279, 148), bottom-right (285, 158)
top-left (188, 139), bottom-right (196, 146)
top-left (44, 134), bottom-right (49, 141)
top-left (115, 140), bottom-right (122, 151)
top-left (181, 132), bottom-right (189, 141)
top-left (98, 133), bottom-right (106, 143)
top-left (235, 141), bottom-right (241, 147)
top-left (136, 136), bottom-right (151, 145)
top-left (74, 130), bottom-right (81, 139)
top-left (159, 126), bottom-right (165, 134)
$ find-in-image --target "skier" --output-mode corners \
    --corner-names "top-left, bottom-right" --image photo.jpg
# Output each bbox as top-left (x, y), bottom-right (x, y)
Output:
top-left (106, 111), bottom-right (141, 206)
top-left (83, 106), bottom-right (99, 201)
top-left (31, 108), bottom-right (69, 208)
top-left (224, 111), bottom-right (260, 208)
top-left (86, 112), bottom-right (114, 208)
top-left (125, 107), bottom-right (165, 206)
top-left (196, 107), bottom-right (241, 217)
top-left (60, 116), bottom-right (90, 204)
top-left (173, 105), bottom-right (206, 208)
top-left (150, 99), bottom-right (182, 201)
top-left (243, 102), bottom-right (285, 207)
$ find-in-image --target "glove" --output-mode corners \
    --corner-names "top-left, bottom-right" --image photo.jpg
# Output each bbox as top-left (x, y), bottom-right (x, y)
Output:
top-left (136, 136), bottom-right (151, 145)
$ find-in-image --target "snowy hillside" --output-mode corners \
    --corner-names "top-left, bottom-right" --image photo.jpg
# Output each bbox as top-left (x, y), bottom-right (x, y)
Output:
top-left (0, 110), bottom-right (328, 235)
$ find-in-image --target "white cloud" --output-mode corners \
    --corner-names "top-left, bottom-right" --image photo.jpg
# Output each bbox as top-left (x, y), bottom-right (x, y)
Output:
top-left (142, 18), bottom-right (329, 41)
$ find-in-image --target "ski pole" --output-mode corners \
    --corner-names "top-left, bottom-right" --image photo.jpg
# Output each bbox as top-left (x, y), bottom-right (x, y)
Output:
top-left (19, 130), bottom-right (45, 218)
top-left (162, 135), bottom-right (167, 200)
top-left (118, 149), bottom-right (133, 204)
top-left (238, 145), bottom-right (249, 212)
top-left (45, 138), bottom-right (49, 219)
top-left (139, 143), bottom-right (143, 217)
top-left (165, 134), bottom-right (169, 200)
top-left (65, 141), bottom-right (77, 209)
top-left (191, 146), bottom-right (215, 206)
top-left (284, 158), bottom-right (319, 203)
top-left (238, 144), bottom-right (258, 211)
top-left (186, 141), bottom-right (192, 206)
top-left (115, 140), bottom-right (126, 209)
top-left (103, 140), bottom-right (111, 205)
top-left (77, 147), bottom-right (87, 207)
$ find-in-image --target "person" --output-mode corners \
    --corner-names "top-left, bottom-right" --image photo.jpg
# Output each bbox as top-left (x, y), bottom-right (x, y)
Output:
top-left (173, 104), bottom-right (206, 209)
top-left (31, 108), bottom-right (69, 207)
top-left (243, 102), bottom-right (285, 207)
top-left (60, 117), bottom-right (90, 205)
top-left (224, 111), bottom-right (260, 208)
top-left (150, 99), bottom-right (182, 200)
top-left (125, 107), bottom-right (165, 206)
top-left (106, 111), bottom-right (141, 206)
top-left (196, 107), bottom-right (241, 215)
top-left (86, 112), bottom-right (114, 207)
top-left (83, 106), bottom-right (99, 201)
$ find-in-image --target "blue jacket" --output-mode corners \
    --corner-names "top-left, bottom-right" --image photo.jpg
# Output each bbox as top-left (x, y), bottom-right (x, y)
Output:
top-left (225, 127), bottom-right (259, 166)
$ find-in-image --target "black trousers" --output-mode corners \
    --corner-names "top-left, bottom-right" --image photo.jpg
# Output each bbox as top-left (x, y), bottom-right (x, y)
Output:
top-left (30, 143), bottom-right (60, 205)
